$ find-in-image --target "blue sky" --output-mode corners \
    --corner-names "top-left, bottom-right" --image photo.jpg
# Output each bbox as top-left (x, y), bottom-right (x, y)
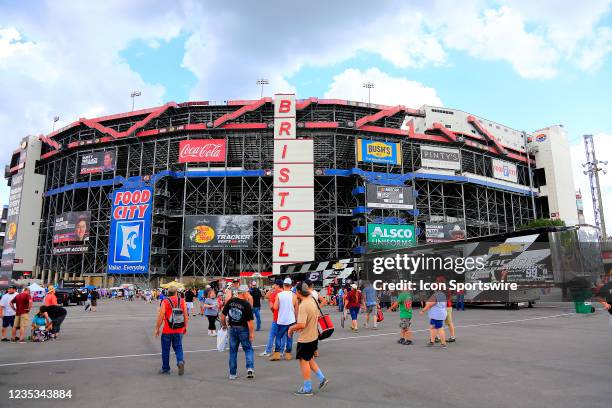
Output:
top-left (1, 0), bottom-right (611, 226)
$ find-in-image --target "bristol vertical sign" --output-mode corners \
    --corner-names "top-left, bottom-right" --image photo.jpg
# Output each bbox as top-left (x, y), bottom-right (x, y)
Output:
top-left (273, 94), bottom-right (315, 274)
top-left (107, 186), bottom-right (153, 274)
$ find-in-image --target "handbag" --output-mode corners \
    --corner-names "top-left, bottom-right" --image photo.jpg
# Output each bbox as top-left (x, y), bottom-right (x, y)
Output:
top-left (216, 327), bottom-right (228, 352)
top-left (314, 297), bottom-right (334, 340)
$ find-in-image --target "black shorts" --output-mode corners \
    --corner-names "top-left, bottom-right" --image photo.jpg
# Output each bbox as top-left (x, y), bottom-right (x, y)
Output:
top-left (296, 340), bottom-right (318, 361)
top-left (2, 316), bottom-right (15, 328)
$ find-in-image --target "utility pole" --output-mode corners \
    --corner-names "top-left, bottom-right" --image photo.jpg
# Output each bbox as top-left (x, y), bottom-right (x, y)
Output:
top-left (130, 90), bottom-right (141, 112)
top-left (522, 131), bottom-right (537, 220)
top-left (256, 78), bottom-right (269, 98)
top-left (583, 134), bottom-right (608, 240)
top-left (362, 81), bottom-right (375, 105)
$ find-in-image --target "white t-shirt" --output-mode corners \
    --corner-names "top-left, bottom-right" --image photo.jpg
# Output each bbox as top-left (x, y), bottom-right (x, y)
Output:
top-left (0, 293), bottom-right (17, 317)
top-left (276, 290), bottom-right (296, 325)
top-left (311, 289), bottom-right (319, 301)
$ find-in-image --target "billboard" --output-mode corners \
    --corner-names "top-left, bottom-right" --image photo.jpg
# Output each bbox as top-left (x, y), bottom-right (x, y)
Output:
top-left (52, 211), bottom-right (91, 254)
top-left (425, 222), bottom-right (466, 243)
top-left (80, 151), bottom-right (115, 174)
top-left (107, 186), bottom-right (153, 274)
top-left (0, 170), bottom-right (24, 281)
top-left (184, 215), bottom-right (254, 249)
top-left (178, 139), bottom-right (226, 163)
top-left (420, 145), bottom-right (460, 170)
top-left (357, 139), bottom-right (402, 165)
top-left (492, 158), bottom-right (518, 183)
top-left (366, 185), bottom-right (413, 209)
top-left (367, 224), bottom-right (416, 249)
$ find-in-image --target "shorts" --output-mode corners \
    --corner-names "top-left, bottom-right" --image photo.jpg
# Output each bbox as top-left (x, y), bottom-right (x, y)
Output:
top-left (366, 304), bottom-right (377, 314)
top-left (430, 319), bottom-right (444, 329)
top-left (14, 313), bottom-right (30, 329)
top-left (349, 307), bottom-right (360, 321)
top-left (186, 302), bottom-right (194, 310)
top-left (399, 318), bottom-right (411, 329)
top-left (296, 340), bottom-right (319, 361)
top-left (2, 315), bottom-right (15, 328)
top-left (445, 307), bottom-right (453, 325)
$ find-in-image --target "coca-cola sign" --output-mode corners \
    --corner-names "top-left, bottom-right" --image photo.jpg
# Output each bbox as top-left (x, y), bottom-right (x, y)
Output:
top-left (178, 139), bottom-right (226, 163)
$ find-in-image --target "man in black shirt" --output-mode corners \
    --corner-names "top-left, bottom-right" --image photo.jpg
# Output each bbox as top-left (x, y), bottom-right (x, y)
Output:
top-left (221, 285), bottom-right (255, 380)
top-left (596, 280), bottom-right (612, 317)
top-left (249, 281), bottom-right (263, 331)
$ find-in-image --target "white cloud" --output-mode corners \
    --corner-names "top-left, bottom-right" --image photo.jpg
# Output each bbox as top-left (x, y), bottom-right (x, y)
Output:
top-left (323, 68), bottom-right (442, 108)
top-left (570, 134), bottom-right (612, 234)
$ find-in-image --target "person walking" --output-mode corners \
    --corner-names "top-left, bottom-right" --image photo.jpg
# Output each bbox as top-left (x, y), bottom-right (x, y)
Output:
top-left (390, 290), bottom-right (414, 345)
top-left (249, 281), bottom-right (263, 331)
top-left (90, 289), bottom-right (99, 312)
top-left (203, 290), bottom-right (219, 336)
top-left (362, 281), bottom-right (378, 330)
top-left (260, 279), bottom-right (283, 357)
top-left (271, 277), bottom-right (297, 361)
top-left (420, 287), bottom-right (448, 348)
top-left (154, 288), bottom-right (187, 375)
top-left (221, 285), bottom-right (255, 380)
top-left (10, 287), bottom-right (32, 343)
top-left (185, 288), bottom-right (195, 317)
top-left (288, 282), bottom-right (329, 396)
top-left (0, 285), bottom-right (17, 342)
top-left (455, 288), bottom-right (465, 311)
top-left (344, 283), bottom-right (362, 332)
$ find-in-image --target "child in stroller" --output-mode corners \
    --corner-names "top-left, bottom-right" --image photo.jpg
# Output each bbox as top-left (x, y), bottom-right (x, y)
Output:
top-left (31, 306), bottom-right (53, 342)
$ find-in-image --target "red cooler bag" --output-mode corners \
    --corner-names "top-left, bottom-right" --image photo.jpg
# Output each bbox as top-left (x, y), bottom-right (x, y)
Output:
top-left (315, 299), bottom-right (334, 340)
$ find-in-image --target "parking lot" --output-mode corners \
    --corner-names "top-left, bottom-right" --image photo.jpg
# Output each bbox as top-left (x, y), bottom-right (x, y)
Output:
top-left (0, 299), bottom-right (610, 408)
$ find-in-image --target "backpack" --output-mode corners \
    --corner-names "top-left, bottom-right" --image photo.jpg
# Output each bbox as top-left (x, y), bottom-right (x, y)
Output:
top-left (166, 297), bottom-right (185, 330)
top-left (314, 297), bottom-right (334, 340)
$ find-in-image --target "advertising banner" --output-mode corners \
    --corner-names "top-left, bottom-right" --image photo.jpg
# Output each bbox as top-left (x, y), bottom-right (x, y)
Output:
top-left (107, 186), bottom-right (153, 275)
top-left (184, 215), bottom-right (254, 249)
top-left (367, 224), bottom-right (416, 249)
top-left (357, 139), bottom-right (402, 165)
top-left (178, 139), bottom-right (226, 163)
top-left (366, 185), bottom-right (413, 209)
top-left (492, 158), bottom-right (518, 183)
top-left (80, 151), bottom-right (116, 174)
top-left (1, 170), bottom-right (24, 280)
top-left (420, 145), bottom-right (460, 170)
top-left (425, 222), bottom-right (466, 243)
top-left (52, 211), bottom-right (91, 254)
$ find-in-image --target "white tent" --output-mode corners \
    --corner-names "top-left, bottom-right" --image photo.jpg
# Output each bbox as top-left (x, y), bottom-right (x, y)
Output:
top-left (28, 282), bottom-right (46, 295)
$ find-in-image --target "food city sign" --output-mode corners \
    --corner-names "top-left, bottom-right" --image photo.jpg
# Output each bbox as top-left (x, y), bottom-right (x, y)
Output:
top-left (272, 94), bottom-right (315, 274)
top-left (178, 139), bottom-right (226, 163)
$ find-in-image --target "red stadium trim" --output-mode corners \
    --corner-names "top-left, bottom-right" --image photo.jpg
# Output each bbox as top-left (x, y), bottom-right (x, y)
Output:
top-left (296, 97), bottom-right (318, 110)
top-left (359, 125), bottom-right (409, 136)
top-left (304, 121), bottom-right (338, 129)
top-left (213, 98), bottom-right (271, 127)
top-left (467, 115), bottom-right (506, 156)
top-left (430, 123), bottom-right (458, 142)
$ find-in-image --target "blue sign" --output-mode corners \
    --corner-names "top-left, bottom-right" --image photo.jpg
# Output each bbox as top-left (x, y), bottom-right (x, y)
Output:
top-left (107, 186), bottom-right (153, 274)
top-left (356, 138), bottom-right (402, 165)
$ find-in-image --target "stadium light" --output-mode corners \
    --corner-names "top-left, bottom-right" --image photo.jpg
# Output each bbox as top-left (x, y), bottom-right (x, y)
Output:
top-left (130, 90), bottom-right (142, 112)
top-left (363, 81), bottom-right (375, 105)
top-left (256, 78), bottom-right (269, 98)
top-left (52, 116), bottom-right (60, 132)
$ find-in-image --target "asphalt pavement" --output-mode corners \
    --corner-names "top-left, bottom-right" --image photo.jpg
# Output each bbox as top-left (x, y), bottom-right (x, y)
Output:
top-left (0, 299), bottom-right (610, 408)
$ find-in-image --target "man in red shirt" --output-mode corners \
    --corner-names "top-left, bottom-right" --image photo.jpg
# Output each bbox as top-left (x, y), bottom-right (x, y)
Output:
top-left (154, 288), bottom-right (188, 375)
top-left (10, 288), bottom-right (32, 343)
top-left (259, 279), bottom-right (283, 357)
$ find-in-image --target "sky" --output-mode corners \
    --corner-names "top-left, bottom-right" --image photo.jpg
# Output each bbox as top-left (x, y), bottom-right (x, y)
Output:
top-left (0, 0), bottom-right (611, 228)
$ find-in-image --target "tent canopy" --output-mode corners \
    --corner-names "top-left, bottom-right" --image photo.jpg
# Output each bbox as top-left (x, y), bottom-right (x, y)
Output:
top-left (28, 282), bottom-right (46, 293)
top-left (160, 280), bottom-right (185, 290)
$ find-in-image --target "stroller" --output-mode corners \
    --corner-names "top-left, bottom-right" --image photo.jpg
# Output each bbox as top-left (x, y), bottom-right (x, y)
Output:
top-left (32, 326), bottom-right (52, 342)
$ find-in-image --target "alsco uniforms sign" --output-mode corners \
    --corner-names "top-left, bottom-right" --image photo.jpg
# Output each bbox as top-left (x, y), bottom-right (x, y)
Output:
top-left (367, 224), bottom-right (416, 249)
top-left (357, 139), bottom-right (402, 165)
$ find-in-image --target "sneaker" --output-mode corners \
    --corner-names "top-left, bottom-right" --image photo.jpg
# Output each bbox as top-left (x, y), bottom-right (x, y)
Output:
top-left (259, 351), bottom-right (271, 357)
top-left (229, 374), bottom-right (237, 380)
top-left (177, 361), bottom-right (185, 376)
top-left (319, 378), bottom-right (329, 391)
top-left (427, 341), bottom-right (435, 347)
top-left (158, 369), bottom-right (171, 375)
top-left (247, 369), bottom-right (254, 379)
top-left (441, 343), bottom-right (448, 349)
top-left (397, 338), bottom-right (406, 344)
top-left (372, 326), bottom-right (378, 330)
top-left (18, 340), bottom-right (25, 344)
top-left (0, 338), bottom-right (9, 342)
top-left (404, 339), bottom-right (413, 345)
top-left (284, 352), bottom-right (293, 361)
top-left (448, 337), bottom-right (456, 343)
top-left (434, 337), bottom-right (440, 343)
top-left (294, 387), bottom-right (313, 396)
top-left (269, 352), bottom-right (281, 361)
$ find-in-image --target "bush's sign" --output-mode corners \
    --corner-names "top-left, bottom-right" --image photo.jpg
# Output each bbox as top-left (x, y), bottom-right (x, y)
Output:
top-left (107, 186), bottom-right (153, 275)
top-left (184, 215), bottom-right (254, 249)
top-left (491, 159), bottom-right (518, 183)
top-left (179, 139), bottom-right (226, 163)
top-left (367, 224), bottom-right (416, 249)
top-left (366, 185), bottom-right (413, 209)
top-left (357, 139), bottom-right (402, 165)
top-left (80, 151), bottom-right (115, 174)
top-left (420, 146), bottom-right (460, 170)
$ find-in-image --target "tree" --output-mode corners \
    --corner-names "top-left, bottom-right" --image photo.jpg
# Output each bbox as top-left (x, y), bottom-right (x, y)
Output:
top-left (518, 218), bottom-right (565, 230)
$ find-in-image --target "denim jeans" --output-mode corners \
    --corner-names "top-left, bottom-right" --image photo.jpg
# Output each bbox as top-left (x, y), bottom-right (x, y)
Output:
top-left (253, 307), bottom-right (261, 331)
top-left (456, 294), bottom-right (465, 311)
top-left (265, 321), bottom-right (279, 353)
top-left (229, 326), bottom-right (254, 376)
top-left (274, 324), bottom-right (293, 353)
top-left (161, 333), bottom-right (184, 372)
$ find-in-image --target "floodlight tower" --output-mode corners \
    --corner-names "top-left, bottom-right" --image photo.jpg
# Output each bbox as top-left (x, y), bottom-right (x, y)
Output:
top-left (583, 134), bottom-right (608, 240)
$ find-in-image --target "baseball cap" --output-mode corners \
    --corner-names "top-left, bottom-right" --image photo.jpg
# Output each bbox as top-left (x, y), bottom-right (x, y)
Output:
top-left (232, 278), bottom-right (240, 282)
top-left (237, 284), bottom-right (249, 293)
top-left (351, 283), bottom-right (357, 289)
top-left (48, 286), bottom-right (55, 292)
top-left (274, 279), bottom-right (284, 286)
top-left (205, 284), bottom-right (211, 288)
top-left (9, 285), bottom-right (17, 289)
top-left (297, 282), bottom-right (310, 297)
top-left (283, 277), bottom-right (292, 285)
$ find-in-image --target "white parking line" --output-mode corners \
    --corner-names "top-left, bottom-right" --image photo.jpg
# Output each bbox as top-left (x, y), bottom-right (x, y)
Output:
top-left (0, 312), bottom-right (574, 368)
